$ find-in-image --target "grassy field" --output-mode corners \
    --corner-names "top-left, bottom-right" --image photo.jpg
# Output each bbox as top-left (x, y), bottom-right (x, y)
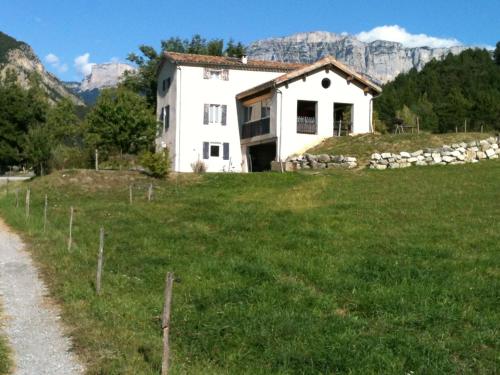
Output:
top-left (0, 163), bottom-right (499, 374)
top-left (0, 307), bottom-right (11, 375)
top-left (308, 132), bottom-right (495, 164)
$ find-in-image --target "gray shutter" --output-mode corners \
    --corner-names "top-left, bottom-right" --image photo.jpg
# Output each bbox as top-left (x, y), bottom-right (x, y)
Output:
top-left (223, 143), bottom-right (229, 160)
top-left (221, 105), bottom-right (227, 125)
top-left (165, 106), bottom-right (170, 129)
top-left (222, 69), bottom-right (229, 81)
top-left (203, 142), bottom-right (209, 159)
top-left (203, 104), bottom-right (209, 125)
top-left (203, 68), bottom-right (210, 79)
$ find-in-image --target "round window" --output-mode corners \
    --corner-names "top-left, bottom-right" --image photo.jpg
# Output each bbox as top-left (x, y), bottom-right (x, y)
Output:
top-left (321, 78), bottom-right (331, 89)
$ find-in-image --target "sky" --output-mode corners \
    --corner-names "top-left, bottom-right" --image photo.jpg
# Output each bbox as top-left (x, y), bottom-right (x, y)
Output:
top-left (0, 0), bottom-right (498, 81)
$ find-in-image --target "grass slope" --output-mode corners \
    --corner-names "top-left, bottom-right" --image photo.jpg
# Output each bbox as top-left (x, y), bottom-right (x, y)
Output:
top-left (308, 132), bottom-right (494, 165)
top-left (0, 165), bottom-right (499, 374)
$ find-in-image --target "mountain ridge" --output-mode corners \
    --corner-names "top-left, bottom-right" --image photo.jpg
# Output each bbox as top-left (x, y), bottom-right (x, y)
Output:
top-left (247, 31), bottom-right (470, 83)
top-left (0, 31), bottom-right (83, 105)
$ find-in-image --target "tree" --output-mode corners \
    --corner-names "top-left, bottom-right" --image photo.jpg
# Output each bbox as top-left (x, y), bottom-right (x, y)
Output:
top-left (0, 72), bottom-right (48, 172)
top-left (225, 39), bottom-right (246, 57)
top-left (207, 39), bottom-right (224, 56)
top-left (495, 42), bottom-right (500, 65)
top-left (85, 88), bottom-right (157, 156)
top-left (23, 123), bottom-right (54, 175)
top-left (46, 98), bottom-right (81, 145)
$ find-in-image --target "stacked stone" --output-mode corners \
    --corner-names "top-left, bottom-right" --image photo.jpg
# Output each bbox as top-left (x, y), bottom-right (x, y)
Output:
top-left (286, 154), bottom-right (358, 170)
top-left (369, 137), bottom-right (500, 170)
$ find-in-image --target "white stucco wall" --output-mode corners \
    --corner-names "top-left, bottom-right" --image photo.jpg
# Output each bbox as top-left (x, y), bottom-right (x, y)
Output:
top-left (157, 62), bottom-right (282, 172)
top-left (156, 63), bottom-right (178, 159)
top-left (276, 69), bottom-right (374, 160)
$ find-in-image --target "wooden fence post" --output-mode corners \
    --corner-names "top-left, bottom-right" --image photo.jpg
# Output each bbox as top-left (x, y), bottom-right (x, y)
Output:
top-left (481, 125), bottom-right (484, 133)
top-left (5, 179), bottom-right (8, 196)
top-left (95, 149), bottom-right (99, 171)
top-left (15, 189), bottom-right (19, 208)
top-left (96, 227), bottom-right (104, 295)
top-left (129, 185), bottom-right (133, 204)
top-left (464, 119), bottom-right (467, 133)
top-left (25, 188), bottom-right (30, 219)
top-left (148, 183), bottom-right (153, 202)
top-left (416, 117), bottom-right (420, 134)
top-left (161, 272), bottom-right (174, 375)
top-left (67, 206), bottom-right (74, 251)
top-left (43, 194), bottom-right (48, 233)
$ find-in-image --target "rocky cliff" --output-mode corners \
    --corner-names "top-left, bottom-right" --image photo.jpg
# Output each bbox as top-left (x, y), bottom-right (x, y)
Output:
top-left (66, 62), bottom-right (136, 105)
top-left (247, 32), bottom-right (468, 83)
top-left (0, 31), bottom-right (83, 105)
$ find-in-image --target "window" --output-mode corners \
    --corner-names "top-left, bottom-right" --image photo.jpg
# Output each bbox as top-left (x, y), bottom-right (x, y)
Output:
top-left (162, 77), bottom-right (171, 92)
top-left (203, 142), bottom-right (230, 160)
top-left (210, 105), bottom-right (221, 124)
top-left (210, 144), bottom-right (220, 157)
top-left (203, 68), bottom-right (229, 80)
top-left (162, 105), bottom-right (170, 133)
top-left (297, 100), bottom-right (317, 134)
top-left (204, 104), bottom-right (227, 125)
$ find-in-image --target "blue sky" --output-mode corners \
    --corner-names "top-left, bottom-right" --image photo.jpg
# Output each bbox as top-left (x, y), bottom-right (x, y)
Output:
top-left (1, 0), bottom-right (498, 81)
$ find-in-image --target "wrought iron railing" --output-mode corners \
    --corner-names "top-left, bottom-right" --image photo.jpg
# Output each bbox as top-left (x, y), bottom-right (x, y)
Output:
top-left (242, 118), bottom-right (270, 139)
top-left (297, 116), bottom-right (317, 134)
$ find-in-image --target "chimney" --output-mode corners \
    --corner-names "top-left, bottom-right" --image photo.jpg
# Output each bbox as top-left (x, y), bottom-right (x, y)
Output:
top-left (241, 55), bottom-right (248, 64)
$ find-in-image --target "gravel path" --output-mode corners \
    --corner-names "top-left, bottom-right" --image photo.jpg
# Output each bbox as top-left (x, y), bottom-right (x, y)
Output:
top-left (0, 219), bottom-right (84, 375)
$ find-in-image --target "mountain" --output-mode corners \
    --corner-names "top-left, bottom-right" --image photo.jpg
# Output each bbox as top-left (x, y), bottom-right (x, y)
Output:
top-left (0, 31), bottom-right (83, 105)
top-left (66, 63), bottom-right (136, 105)
top-left (247, 31), bottom-right (469, 84)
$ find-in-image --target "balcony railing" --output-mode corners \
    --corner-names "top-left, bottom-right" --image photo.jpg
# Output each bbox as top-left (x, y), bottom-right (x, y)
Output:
top-left (242, 118), bottom-right (270, 139)
top-left (297, 116), bottom-right (317, 134)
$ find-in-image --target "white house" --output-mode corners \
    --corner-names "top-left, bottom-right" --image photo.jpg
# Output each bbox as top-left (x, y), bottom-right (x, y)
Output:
top-left (156, 52), bottom-right (381, 172)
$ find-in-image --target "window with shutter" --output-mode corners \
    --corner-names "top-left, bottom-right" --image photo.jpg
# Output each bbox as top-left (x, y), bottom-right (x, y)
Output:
top-left (223, 143), bottom-right (229, 160)
top-left (222, 69), bottom-right (229, 81)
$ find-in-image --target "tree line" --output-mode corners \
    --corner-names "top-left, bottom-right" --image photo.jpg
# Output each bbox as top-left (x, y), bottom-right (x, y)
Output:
top-left (375, 46), bottom-right (500, 133)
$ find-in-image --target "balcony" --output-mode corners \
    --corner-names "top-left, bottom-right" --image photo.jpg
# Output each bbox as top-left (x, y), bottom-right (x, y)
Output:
top-left (242, 118), bottom-right (270, 139)
top-left (297, 116), bottom-right (317, 134)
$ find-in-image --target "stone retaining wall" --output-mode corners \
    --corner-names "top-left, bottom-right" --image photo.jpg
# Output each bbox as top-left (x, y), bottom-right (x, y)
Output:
top-left (369, 137), bottom-right (500, 170)
top-left (272, 154), bottom-right (358, 171)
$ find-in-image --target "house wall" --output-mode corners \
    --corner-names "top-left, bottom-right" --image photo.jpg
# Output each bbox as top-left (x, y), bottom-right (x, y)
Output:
top-left (156, 63), bottom-right (178, 163)
top-left (157, 63), bottom-right (282, 172)
top-left (277, 69), bottom-right (374, 160)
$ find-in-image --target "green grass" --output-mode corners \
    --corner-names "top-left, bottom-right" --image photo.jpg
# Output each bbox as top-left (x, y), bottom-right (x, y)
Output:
top-left (0, 165), bottom-right (499, 374)
top-left (308, 132), bottom-right (495, 165)
top-left (0, 307), bottom-right (12, 375)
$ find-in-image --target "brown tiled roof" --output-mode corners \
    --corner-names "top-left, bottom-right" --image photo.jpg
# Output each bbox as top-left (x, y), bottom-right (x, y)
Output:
top-left (236, 56), bottom-right (382, 99)
top-left (162, 51), bottom-right (307, 72)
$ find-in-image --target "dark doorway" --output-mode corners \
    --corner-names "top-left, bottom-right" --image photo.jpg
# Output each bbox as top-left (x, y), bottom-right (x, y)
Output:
top-left (248, 142), bottom-right (276, 172)
top-left (333, 103), bottom-right (353, 136)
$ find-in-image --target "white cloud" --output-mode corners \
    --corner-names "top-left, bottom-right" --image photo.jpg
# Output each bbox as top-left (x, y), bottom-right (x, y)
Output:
top-left (44, 53), bottom-right (69, 74)
top-left (74, 53), bottom-right (95, 77)
top-left (45, 53), bottom-right (59, 65)
top-left (356, 25), bottom-right (462, 48)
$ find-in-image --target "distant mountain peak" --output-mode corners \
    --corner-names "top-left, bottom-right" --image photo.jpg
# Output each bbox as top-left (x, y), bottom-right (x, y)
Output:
top-left (80, 62), bottom-right (136, 92)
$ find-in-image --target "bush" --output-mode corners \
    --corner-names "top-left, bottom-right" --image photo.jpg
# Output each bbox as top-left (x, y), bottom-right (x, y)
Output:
top-left (50, 145), bottom-right (91, 170)
top-left (100, 154), bottom-right (139, 170)
top-left (191, 160), bottom-right (207, 173)
top-left (139, 150), bottom-right (170, 178)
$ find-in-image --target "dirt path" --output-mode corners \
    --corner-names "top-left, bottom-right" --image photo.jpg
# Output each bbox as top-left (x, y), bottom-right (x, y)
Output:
top-left (0, 219), bottom-right (84, 375)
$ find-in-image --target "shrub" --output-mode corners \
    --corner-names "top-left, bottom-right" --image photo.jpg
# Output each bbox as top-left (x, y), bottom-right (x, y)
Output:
top-left (139, 149), bottom-right (170, 178)
top-left (50, 145), bottom-right (91, 170)
top-left (100, 154), bottom-right (138, 170)
top-left (191, 160), bottom-right (207, 173)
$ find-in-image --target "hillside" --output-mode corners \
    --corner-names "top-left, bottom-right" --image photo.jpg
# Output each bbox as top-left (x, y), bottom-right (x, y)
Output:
top-left (0, 164), bottom-right (499, 373)
top-left (247, 31), bottom-right (468, 83)
top-left (375, 49), bottom-right (500, 133)
top-left (0, 31), bottom-right (83, 105)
